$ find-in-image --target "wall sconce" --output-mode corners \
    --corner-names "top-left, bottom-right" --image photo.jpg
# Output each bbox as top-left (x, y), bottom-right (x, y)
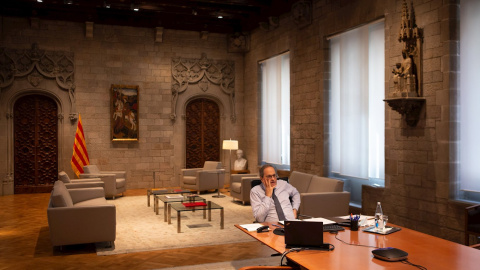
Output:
top-left (222, 139), bottom-right (238, 173)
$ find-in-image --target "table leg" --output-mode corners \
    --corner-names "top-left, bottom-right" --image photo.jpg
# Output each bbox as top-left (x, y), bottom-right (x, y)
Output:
top-left (163, 202), bottom-right (168, 222)
top-left (177, 211), bottom-right (181, 233)
top-left (220, 208), bottom-right (224, 229)
top-left (208, 201), bottom-right (212, 222)
top-left (153, 195), bottom-right (157, 212)
top-left (147, 190), bottom-right (151, 207)
top-left (168, 204), bottom-right (171, 224)
top-left (155, 197), bottom-right (159, 215)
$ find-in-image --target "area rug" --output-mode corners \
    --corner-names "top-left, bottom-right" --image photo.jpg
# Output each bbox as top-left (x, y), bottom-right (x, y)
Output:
top-left (96, 194), bottom-right (256, 255)
top-left (156, 256), bottom-right (283, 270)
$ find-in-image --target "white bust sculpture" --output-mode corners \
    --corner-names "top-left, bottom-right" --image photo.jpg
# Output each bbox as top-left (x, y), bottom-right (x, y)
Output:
top-left (233, 149), bottom-right (248, 171)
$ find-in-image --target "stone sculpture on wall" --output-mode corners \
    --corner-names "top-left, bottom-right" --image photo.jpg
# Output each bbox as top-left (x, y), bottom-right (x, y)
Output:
top-left (391, 0), bottom-right (422, 98)
top-left (171, 53), bottom-right (235, 123)
top-left (384, 0), bottom-right (425, 127)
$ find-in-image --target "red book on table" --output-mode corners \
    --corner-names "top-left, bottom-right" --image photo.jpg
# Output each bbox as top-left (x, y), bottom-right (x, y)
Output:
top-left (182, 202), bottom-right (207, 207)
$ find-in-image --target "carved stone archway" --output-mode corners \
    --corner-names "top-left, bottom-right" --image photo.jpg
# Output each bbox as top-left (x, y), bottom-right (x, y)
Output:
top-left (171, 53), bottom-right (235, 123)
top-left (170, 53), bottom-right (236, 186)
top-left (0, 43), bottom-right (77, 195)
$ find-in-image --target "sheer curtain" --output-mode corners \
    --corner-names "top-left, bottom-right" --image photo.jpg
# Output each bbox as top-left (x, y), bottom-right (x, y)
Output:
top-left (330, 21), bottom-right (384, 180)
top-left (459, 0), bottom-right (480, 192)
top-left (260, 52), bottom-right (290, 166)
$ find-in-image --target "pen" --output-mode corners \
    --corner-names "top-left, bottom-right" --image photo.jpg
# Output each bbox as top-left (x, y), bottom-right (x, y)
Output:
top-left (272, 224), bottom-right (282, 228)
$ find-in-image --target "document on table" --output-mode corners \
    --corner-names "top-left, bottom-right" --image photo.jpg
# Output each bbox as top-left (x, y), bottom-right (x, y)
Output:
top-left (239, 223), bottom-right (265, 231)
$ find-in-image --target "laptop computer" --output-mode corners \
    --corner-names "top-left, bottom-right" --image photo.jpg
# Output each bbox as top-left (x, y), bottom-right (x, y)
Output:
top-left (284, 220), bottom-right (331, 250)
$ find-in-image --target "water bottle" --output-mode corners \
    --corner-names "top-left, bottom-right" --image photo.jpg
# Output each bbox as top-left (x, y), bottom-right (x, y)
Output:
top-left (375, 202), bottom-right (383, 230)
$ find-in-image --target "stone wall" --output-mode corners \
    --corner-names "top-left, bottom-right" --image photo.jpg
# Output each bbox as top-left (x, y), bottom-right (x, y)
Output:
top-left (243, 0), bottom-right (468, 244)
top-left (0, 17), bottom-right (244, 191)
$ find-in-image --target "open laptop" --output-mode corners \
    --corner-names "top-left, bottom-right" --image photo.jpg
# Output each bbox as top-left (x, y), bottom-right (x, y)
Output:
top-left (284, 220), bottom-right (331, 250)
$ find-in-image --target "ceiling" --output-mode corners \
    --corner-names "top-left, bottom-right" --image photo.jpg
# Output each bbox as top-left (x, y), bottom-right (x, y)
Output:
top-left (1, 0), bottom-right (296, 34)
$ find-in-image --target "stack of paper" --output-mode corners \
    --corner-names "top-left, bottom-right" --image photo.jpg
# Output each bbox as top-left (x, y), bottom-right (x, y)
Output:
top-left (239, 223), bottom-right (266, 232)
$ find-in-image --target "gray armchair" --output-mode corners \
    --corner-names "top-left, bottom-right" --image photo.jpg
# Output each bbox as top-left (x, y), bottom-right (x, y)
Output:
top-left (181, 161), bottom-right (225, 194)
top-left (47, 181), bottom-right (116, 247)
top-left (230, 174), bottom-right (259, 204)
top-left (289, 171), bottom-right (350, 218)
top-left (58, 171), bottom-right (105, 189)
top-left (80, 165), bottom-right (126, 199)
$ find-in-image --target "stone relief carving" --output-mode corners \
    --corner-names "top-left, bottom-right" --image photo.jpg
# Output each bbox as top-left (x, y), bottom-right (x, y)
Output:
top-left (292, 0), bottom-right (312, 29)
top-left (0, 43), bottom-right (76, 104)
top-left (228, 32), bottom-right (250, 53)
top-left (171, 53), bottom-right (235, 123)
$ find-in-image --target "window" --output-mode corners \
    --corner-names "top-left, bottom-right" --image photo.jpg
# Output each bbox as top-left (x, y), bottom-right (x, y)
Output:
top-left (458, 0), bottom-right (480, 202)
top-left (328, 20), bottom-right (385, 206)
top-left (259, 52), bottom-right (290, 169)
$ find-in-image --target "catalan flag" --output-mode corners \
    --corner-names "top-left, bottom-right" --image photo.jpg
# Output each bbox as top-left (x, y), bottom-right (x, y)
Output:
top-left (70, 114), bottom-right (90, 177)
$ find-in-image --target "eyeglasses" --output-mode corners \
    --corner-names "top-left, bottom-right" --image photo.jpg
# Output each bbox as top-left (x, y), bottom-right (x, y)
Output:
top-left (264, 174), bottom-right (277, 180)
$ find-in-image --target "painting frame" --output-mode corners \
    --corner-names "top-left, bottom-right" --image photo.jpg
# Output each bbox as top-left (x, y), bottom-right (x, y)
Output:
top-left (111, 84), bottom-right (139, 141)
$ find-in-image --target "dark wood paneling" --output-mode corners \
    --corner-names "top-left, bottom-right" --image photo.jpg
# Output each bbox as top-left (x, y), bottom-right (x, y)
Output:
top-left (185, 98), bottom-right (220, 168)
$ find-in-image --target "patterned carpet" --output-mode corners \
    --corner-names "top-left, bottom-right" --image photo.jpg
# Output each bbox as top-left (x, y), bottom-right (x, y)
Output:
top-left (96, 194), bottom-right (257, 255)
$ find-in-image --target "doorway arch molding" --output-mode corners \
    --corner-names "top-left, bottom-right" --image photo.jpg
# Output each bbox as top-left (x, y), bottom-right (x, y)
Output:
top-left (171, 53), bottom-right (235, 123)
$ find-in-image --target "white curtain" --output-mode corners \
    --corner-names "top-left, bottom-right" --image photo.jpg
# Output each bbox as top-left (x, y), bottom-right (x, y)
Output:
top-left (261, 53), bottom-right (290, 166)
top-left (460, 0), bottom-right (480, 192)
top-left (330, 21), bottom-right (385, 180)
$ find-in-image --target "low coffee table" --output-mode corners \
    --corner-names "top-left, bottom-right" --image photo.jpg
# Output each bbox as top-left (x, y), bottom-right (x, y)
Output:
top-left (155, 194), bottom-right (206, 222)
top-left (168, 201), bottom-right (224, 233)
top-left (147, 188), bottom-right (191, 207)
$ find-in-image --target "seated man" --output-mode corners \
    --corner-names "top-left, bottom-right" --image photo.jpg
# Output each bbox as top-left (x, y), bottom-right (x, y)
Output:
top-left (250, 164), bottom-right (300, 222)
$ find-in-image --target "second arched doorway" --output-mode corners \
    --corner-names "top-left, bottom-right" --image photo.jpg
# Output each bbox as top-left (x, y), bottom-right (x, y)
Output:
top-left (185, 98), bottom-right (220, 168)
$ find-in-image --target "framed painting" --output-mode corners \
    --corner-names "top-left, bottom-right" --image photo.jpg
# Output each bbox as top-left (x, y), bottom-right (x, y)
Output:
top-left (111, 84), bottom-right (139, 141)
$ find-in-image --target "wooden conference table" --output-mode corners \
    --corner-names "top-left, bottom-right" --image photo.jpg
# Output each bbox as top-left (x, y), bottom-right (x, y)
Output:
top-left (235, 222), bottom-right (480, 269)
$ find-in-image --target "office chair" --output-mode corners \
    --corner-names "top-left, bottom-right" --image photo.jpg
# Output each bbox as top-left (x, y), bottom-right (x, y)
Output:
top-left (465, 204), bottom-right (480, 246)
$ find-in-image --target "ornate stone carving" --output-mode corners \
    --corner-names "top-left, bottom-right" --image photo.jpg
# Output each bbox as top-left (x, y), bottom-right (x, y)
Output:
top-left (292, 0), bottom-right (312, 29)
top-left (391, 0), bottom-right (423, 98)
top-left (228, 32), bottom-right (250, 53)
top-left (0, 43), bottom-right (75, 93)
top-left (171, 53), bottom-right (235, 123)
top-left (384, 0), bottom-right (425, 127)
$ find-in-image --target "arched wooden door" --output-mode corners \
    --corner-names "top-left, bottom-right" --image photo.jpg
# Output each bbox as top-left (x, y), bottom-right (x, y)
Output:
top-left (185, 98), bottom-right (220, 168)
top-left (14, 95), bottom-right (58, 194)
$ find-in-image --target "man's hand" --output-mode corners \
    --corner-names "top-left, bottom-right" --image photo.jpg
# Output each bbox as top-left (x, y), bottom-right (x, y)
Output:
top-left (293, 209), bottom-right (298, 219)
top-left (262, 178), bottom-right (274, 197)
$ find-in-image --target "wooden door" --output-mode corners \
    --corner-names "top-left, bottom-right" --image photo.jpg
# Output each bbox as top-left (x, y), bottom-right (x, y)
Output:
top-left (185, 98), bottom-right (220, 168)
top-left (14, 95), bottom-right (58, 194)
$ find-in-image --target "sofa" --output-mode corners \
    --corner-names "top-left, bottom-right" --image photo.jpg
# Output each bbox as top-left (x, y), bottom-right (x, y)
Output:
top-left (47, 181), bottom-right (116, 247)
top-left (181, 161), bottom-right (225, 194)
top-left (80, 165), bottom-right (126, 199)
top-left (288, 171), bottom-right (350, 218)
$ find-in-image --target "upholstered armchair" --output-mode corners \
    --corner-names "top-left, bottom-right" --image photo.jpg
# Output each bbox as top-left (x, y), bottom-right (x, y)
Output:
top-left (181, 161), bottom-right (225, 194)
top-left (58, 171), bottom-right (105, 189)
top-left (230, 174), bottom-right (260, 204)
top-left (47, 181), bottom-right (116, 247)
top-left (80, 165), bottom-right (126, 199)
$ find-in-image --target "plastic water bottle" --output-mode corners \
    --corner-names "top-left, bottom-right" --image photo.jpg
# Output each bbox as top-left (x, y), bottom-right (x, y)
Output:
top-left (375, 202), bottom-right (383, 230)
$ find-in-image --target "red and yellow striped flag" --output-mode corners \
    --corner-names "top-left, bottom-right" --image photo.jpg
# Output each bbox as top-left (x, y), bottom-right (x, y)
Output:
top-left (71, 114), bottom-right (90, 177)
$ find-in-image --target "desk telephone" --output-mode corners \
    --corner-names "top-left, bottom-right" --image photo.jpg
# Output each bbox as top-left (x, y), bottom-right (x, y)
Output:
top-left (257, 225), bottom-right (270, 233)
